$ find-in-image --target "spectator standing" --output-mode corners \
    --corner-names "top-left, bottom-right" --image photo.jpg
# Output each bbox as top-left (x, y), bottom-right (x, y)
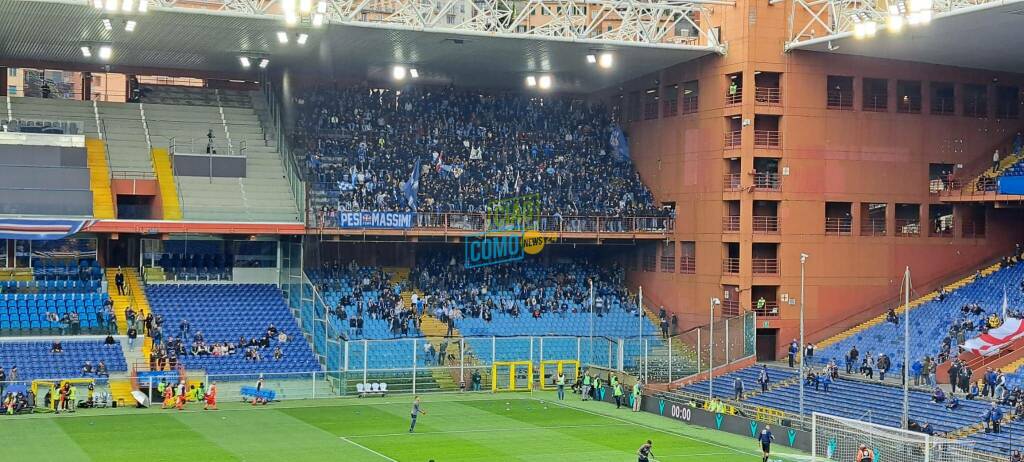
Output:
top-left (758, 365), bottom-right (771, 392)
top-left (114, 268), bottom-right (125, 296)
top-left (846, 346), bottom-right (859, 374)
top-left (788, 339), bottom-right (798, 368)
top-left (734, 376), bottom-right (744, 400)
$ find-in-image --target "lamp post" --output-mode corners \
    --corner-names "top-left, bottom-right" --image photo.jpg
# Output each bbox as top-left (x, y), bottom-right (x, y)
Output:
top-left (799, 252), bottom-right (808, 421)
top-left (709, 296), bottom-right (721, 404)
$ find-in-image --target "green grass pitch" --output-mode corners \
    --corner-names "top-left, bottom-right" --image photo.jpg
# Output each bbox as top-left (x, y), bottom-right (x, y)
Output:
top-left (0, 391), bottom-right (810, 461)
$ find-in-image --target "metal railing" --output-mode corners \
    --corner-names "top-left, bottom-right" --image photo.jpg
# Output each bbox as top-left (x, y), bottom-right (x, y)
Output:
top-left (723, 173), bottom-right (741, 190)
top-left (754, 301), bottom-right (779, 317)
top-left (262, 78), bottom-right (306, 222)
top-left (964, 97), bottom-right (987, 118)
top-left (827, 90), bottom-right (854, 110)
top-left (679, 256), bottom-right (696, 274)
top-left (725, 89), bottom-right (742, 106)
top-left (724, 130), bottom-right (742, 148)
top-left (863, 94), bottom-right (888, 112)
top-left (721, 299), bottom-right (740, 317)
top-left (752, 172), bottom-right (781, 191)
top-left (681, 95), bottom-right (699, 114)
top-left (754, 87), bottom-right (781, 105)
top-left (662, 98), bottom-right (678, 117)
top-left (751, 258), bottom-right (778, 275)
top-left (930, 220), bottom-right (955, 237)
top-left (753, 130), bottom-right (781, 148)
top-left (897, 95), bottom-right (922, 114)
top-left (722, 257), bottom-right (740, 274)
top-left (895, 219), bottom-right (921, 237)
top-left (167, 137), bottom-right (245, 157)
top-left (931, 97), bottom-right (955, 115)
top-left (824, 217), bottom-right (853, 235)
top-left (310, 212), bottom-right (674, 235)
top-left (111, 170), bottom-right (157, 180)
top-left (722, 216), bottom-right (740, 232)
top-left (752, 216), bottom-right (780, 234)
top-left (861, 219), bottom-right (887, 236)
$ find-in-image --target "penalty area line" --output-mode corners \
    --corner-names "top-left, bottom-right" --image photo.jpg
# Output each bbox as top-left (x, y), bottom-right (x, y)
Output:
top-left (339, 436), bottom-right (399, 461)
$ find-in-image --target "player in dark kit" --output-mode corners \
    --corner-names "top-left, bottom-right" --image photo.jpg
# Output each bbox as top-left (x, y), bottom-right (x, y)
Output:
top-left (637, 439), bottom-right (654, 462)
top-left (758, 425), bottom-right (775, 462)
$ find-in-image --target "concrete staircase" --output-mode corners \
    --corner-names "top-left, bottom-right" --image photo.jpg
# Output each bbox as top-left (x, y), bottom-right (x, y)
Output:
top-left (104, 268), bottom-right (152, 335)
top-left (151, 147), bottom-right (182, 220)
top-left (85, 138), bottom-right (115, 219)
top-left (97, 101), bottom-right (153, 174)
top-left (108, 377), bottom-right (134, 406)
top-left (816, 262), bottom-right (1002, 351)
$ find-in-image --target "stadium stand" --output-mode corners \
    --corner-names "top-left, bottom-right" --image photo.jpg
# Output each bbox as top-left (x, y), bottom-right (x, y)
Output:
top-left (0, 339), bottom-right (128, 383)
top-left (295, 86), bottom-right (669, 226)
top-left (0, 140), bottom-right (94, 217)
top-left (1, 259), bottom-right (107, 334)
top-left (813, 261), bottom-right (1024, 373)
top-left (143, 89), bottom-right (300, 222)
top-left (144, 284), bottom-right (320, 375)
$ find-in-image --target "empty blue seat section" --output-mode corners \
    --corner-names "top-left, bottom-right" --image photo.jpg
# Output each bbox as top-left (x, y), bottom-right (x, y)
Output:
top-left (0, 339), bottom-right (127, 382)
top-left (30, 258), bottom-right (102, 280)
top-left (145, 284), bottom-right (320, 376)
top-left (816, 263), bottom-right (1024, 372)
top-left (0, 268), bottom-right (107, 333)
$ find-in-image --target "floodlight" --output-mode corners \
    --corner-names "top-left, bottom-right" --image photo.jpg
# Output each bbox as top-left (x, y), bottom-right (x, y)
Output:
top-left (125, 20), bottom-right (137, 32)
top-left (538, 75), bottom-right (552, 90)
top-left (282, 0), bottom-right (296, 14)
top-left (98, 46), bottom-right (112, 61)
top-left (122, 0), bottom-right (133, 12)
top-left (598, 52), bottom-right (613, 69)
top-left (240, 56), bottom-right (251, 68)
top-left (864, 20), bottom-right (877, 37)
top-left (586, 54), bottom-right (597, 64)
top-left (138, 0), bottom-right (148, 12)
top-left (259, 58), bottom-right (270, 68)
top-left (105, 0), bottom-right (117, 12)
top-left (297, 33), bottom-right (309, 45)
top-left (93, 0), bottom-right (103, 9)
top-left (81, 46), bottom-right (93, 58)
top-left (392, 65), bottom-right (407, 81)
top-left (312, 13), bottom-right (324, 27)
top-left (300, 0), bottom-right (312, 13)
top-left (919, 9), bottom-right (932, 24)
top-left (277, 31), bottom-right (289, 43)
top-left (525, 76), bottom-right (537, 87)
top-left (285, 12), bottom-right (298, 25)
top-left (317, 1), bottom-right (327, 13)
top-left (887, 14), bottom-right (903, 33)
top-left (409, 68), bottom-right (419, 79)
top-left (102, 18), bottom-right (113, 30)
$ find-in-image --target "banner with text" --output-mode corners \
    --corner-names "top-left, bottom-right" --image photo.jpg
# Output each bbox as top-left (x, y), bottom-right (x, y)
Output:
top-left (337, 212), bottom-right (415, 229)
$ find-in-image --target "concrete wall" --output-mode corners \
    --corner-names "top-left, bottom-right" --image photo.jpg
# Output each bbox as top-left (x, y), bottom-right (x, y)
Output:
top-left (0, 144), bottom-right (86, 167)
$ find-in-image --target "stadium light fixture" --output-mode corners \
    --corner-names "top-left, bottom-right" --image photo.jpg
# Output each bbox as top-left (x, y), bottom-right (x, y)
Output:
top-left (125, 20), bottom-right (137, 32)
top-left (598, 52), bottom-right (613, 69)
top-left (98, 46), bottom-right (112, 61)
top-left (317, 1), bottom-right (327, 13)
top-left (392, 65), bottom-right (408, 81)
top-left (297, 33), bottom-right (309, 45)
top-left (300, 0), bottom-right (313, 13)
top-left (259, 58), bottom-right (270, 69)
top-left (409, 68), bottom-right (419, 79)
top-left (586, 54), bottom-right (597, 64)
top-left (239, 56), bottom-right (251, 68)
top-left (105, 0), bottom-right (117, 12)
top-left (102, 18), bottom-right (113, 31)
top-left (312, 13), bottom-right (324, 27)
top-left (80, 46), bottom-right (92, 58)
top-left (525, 76), bottom-right (537, 87)
top-left (137, 0), bottom-right (147, 13)
top-left (277, 31), bottom-right (289, 44)
top-left (538, 75), bottom-right (552, 90)
top-left (887, 13), bottom-right (904, 33)
top-left (122, 0), bottom-right (133, 12)
top-left (93, 0), bottom-right (103, 9)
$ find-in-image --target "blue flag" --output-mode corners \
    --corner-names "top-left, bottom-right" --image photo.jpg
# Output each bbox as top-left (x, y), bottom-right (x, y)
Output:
top-left (609, 126), bottom-right (630, 162)
top-left (402, 158), bottom-right (422, 210)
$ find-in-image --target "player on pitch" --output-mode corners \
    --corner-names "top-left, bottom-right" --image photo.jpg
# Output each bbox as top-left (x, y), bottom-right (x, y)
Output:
top-left (637, 440), bottom-right (654, 462)
top-left (758, 425), bottom-right (775, 462)
top-left (409, 396), bottom-right (427, 433)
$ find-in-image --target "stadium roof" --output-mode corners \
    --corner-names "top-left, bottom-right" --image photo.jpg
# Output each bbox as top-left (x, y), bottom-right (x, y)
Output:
top-left (786, 0), bottom-right (1024, 73)
top-left (0, 0), bottom-right (723, 92)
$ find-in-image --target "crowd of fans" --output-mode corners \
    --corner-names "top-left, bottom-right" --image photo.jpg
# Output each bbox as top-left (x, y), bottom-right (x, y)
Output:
top-left (146, 320), bottom-right (289, 371)
top-left (294, 85), bottom-right (669, 225)
top-left (317, 256), bottom-right (639, 340)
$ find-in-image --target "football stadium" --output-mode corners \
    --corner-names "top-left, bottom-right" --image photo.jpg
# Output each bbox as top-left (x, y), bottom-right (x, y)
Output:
top-left (1, 0), bottom-right (1024, 460)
